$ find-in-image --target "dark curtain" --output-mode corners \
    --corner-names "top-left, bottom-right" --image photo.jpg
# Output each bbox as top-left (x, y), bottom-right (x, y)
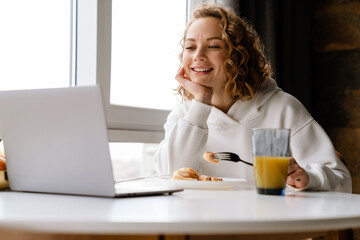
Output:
top-left (218, 0), bottom-right (314, 113)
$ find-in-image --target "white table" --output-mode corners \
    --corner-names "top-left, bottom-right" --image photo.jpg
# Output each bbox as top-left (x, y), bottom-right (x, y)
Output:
top-left (0, 187), bottom-right (360, 240)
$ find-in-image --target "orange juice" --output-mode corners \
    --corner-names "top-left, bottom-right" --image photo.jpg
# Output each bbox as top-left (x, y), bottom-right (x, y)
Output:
top-left (253, 156), bottom-right (289, 195)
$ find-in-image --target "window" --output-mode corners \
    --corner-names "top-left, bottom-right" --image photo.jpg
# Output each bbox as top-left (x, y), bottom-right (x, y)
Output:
top-left (73, 0), bottom-right (189, 176)
top-left (77, 0), bottom-right (187, 143)
top-left (109, 142), bottom-right (158, 179)
top-left (0, 0), bottom-right (72, 90)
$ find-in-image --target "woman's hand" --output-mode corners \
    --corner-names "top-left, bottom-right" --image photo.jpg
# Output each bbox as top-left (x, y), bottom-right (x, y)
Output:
top-left (287, 157), bottom-right (309, 189)
top-left (175, 67), bottom-right (213, 105)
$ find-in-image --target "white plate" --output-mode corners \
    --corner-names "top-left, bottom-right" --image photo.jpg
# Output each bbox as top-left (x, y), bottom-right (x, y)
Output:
top-left (165, 178), bottom-right (247, 189)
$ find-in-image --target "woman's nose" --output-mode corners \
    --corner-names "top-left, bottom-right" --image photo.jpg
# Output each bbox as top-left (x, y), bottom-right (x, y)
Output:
top-left (193, 47), bottom-right (206, 61)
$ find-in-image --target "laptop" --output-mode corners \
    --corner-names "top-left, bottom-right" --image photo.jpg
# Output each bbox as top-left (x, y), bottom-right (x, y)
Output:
top-left (0, 86), bottom-right (182, 197)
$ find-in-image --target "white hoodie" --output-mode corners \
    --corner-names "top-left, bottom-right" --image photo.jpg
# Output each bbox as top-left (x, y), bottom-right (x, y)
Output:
top-left (154, 78), bottom-right (352, 192)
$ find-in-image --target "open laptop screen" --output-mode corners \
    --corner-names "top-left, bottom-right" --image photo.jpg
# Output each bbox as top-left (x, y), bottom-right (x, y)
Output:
top-left (0, 86), bottom-right (183, 197)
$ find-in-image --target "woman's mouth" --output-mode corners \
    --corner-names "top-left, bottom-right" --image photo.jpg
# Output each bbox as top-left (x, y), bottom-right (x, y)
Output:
top-left (191, 67), bottom-right (214, 73)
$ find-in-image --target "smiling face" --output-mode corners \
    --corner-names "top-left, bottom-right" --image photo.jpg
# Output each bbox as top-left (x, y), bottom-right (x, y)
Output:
top-left (182, 17), bottom-right (227, 94)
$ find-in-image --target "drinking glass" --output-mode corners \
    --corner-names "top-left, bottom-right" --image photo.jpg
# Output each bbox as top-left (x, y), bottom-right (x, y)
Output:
top-left (252, 128), bottom-right (291, 195)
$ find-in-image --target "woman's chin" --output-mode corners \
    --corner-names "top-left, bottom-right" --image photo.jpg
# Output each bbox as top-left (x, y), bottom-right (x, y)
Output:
top-left (191, 78), bottom-right (210, 87)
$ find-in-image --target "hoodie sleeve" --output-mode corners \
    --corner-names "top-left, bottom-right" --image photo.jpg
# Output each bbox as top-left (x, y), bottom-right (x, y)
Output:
top-left (266, 91), bottom-right (352, 193)
top-left (290, 119), bottom-right (352, 193)
top-left (153, 100), bottom-right (212, 175)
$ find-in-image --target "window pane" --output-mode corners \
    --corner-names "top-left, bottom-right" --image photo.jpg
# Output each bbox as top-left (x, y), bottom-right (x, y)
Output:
top-left (111, 0), bottom-right (186, 110)
top-left (0, 0), bottom-right (71, 90)
top-left (109, 142), bottom-right (159, 180)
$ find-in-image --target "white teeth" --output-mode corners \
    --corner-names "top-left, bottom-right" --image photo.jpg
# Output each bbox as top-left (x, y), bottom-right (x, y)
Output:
top-left (193, 68), bottom-right (212, 72)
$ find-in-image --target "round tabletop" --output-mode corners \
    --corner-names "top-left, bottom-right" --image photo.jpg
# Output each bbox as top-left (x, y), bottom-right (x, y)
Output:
top-left (1, 188), bottom-right (360, 234)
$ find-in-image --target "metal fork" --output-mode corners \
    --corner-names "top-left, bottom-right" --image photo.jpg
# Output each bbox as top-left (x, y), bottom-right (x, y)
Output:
top-left (214, 152), bottom-right (253, 166)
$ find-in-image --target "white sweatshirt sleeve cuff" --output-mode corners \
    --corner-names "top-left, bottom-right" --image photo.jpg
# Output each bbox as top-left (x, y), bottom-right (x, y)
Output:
top-left (302, 167), bottom-right (323, 190)
top-left (184, 100), bottom-right (212, 129)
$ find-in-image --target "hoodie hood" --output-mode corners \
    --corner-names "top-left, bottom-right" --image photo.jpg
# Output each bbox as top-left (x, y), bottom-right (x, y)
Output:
top-left (208, 78), bottom-right (281, 128)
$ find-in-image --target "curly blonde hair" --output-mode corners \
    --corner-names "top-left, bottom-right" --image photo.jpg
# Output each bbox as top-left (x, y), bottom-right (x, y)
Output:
top-left (177, 3), bottom-right (271, 101)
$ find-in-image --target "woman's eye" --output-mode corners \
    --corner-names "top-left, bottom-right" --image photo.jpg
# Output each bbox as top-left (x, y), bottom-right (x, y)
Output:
top-left (185, 46), bottom-right (195, 50)
top-left (209, 45), bottom-right (220, 49)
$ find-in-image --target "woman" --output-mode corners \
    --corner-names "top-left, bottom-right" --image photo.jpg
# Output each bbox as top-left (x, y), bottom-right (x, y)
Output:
top-left (154, 3), bottom-right (351, 192)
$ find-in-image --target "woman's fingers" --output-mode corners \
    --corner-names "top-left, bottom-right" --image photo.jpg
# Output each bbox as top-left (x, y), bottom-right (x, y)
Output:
top-left (287, 169), bottom-right (308, 188)
top-left (287, 157), bottom-right (309, 189)
top-left (176, 66), bottom-right (194, 87)
top-left (287, 157), bottom-right (298, 175)
top-left (175, 66), bottom-right (185, 82)
top-left (175, 67), bottom-right (213, 104)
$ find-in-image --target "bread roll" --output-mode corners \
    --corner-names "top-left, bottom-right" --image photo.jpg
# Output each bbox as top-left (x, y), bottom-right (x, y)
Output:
top-left (199, 175), bottom-right (212, 181)
top-left (212, 177), bottom-right (223, 181)
top-left (172, 167), bottom-right (200, 180)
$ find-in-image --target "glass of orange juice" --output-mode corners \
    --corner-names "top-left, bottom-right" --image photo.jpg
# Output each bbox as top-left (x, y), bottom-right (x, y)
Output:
top-left (252, 128), bottom-right (291, 195)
